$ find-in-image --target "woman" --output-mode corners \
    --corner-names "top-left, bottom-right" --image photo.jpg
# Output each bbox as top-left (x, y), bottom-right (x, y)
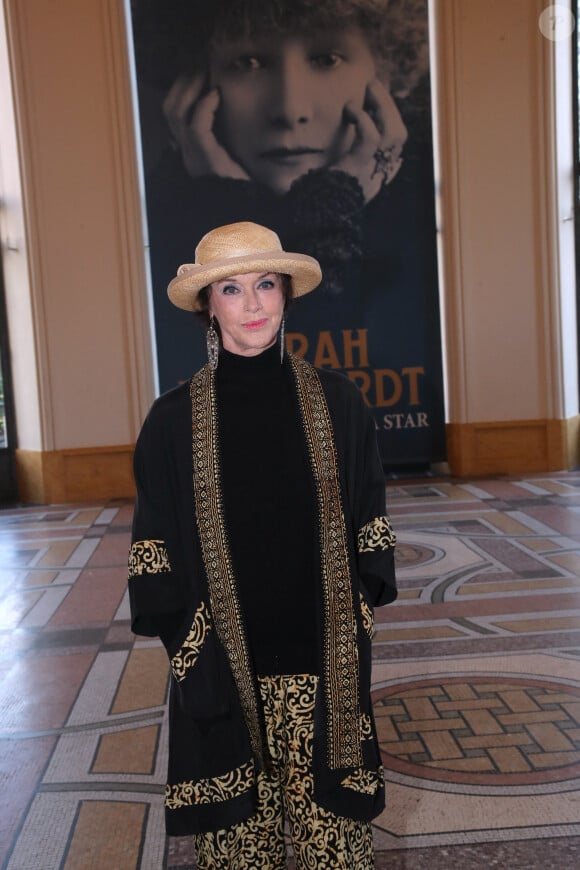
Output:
top-left (128, 221), bottom-right (398, 868)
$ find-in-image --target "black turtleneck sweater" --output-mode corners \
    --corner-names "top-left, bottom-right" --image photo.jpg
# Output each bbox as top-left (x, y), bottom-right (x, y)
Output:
top-left (216, 343), bottom-right (318, 676)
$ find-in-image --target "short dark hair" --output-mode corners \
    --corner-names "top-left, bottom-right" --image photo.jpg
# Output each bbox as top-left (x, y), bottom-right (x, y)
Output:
top-left (195, 273), bottom-right (294, 327)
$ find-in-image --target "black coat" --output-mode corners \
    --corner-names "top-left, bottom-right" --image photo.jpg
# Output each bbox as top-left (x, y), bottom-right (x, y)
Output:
top-left (128, 354), bottom-right (397, 835)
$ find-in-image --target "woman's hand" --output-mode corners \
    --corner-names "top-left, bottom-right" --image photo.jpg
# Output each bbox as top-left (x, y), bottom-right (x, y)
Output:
top-left (333, 80), bottom-right (408, 203)
top-left (162, 74), bottom-right (250, 181)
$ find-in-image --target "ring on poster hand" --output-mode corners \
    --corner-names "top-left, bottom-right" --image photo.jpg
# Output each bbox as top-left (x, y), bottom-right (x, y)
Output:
top-left (372, 146), bottom-right (403, 185)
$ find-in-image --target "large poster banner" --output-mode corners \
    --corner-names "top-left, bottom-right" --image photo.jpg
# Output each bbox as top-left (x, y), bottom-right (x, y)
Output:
top-left (130, 0), bottom-right (446, 467)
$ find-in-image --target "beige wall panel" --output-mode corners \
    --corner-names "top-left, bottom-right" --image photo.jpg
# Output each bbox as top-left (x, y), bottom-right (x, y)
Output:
top-left (435, 0), bottom-right (557, 424)
top-left (4, 0), bottom-right (154, 452)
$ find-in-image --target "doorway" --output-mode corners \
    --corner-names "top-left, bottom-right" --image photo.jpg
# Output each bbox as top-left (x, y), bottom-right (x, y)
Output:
top-left (0, 253), bottom-right (17, 503)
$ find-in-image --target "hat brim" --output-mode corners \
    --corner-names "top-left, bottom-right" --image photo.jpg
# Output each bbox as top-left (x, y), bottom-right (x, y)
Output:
top-left (167, 251), bottom-right (322, 312)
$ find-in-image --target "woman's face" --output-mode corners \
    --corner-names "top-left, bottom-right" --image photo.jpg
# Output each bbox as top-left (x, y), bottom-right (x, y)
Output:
top-left (209, 271), bottom-right (285, 356)
top-left (209, 27), bottom-right (376, 194)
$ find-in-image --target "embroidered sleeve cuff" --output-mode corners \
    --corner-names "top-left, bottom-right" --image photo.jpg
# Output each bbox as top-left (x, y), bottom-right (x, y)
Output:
top-left (165, 760), bottom-right (254, 809)
top-left (128, 539), bottom-right (171, 578)
top-left (127, 540), bottom-right (185, 637)
top-left (357, 516), bottom-right (396, 553)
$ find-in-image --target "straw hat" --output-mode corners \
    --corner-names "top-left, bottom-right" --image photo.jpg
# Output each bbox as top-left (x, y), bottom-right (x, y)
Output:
top-left (167, 222), bottom-right (322, 312)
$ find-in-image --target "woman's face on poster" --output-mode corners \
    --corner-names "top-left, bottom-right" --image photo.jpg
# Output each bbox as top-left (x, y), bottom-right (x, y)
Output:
top-left (209, 27), bottom-right (377, 194)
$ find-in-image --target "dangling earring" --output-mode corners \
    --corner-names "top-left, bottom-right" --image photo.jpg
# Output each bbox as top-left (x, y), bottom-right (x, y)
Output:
top-left (206, 315), bottom-right (219, 371)
top-left (279, 315), bottom-right (285, 363)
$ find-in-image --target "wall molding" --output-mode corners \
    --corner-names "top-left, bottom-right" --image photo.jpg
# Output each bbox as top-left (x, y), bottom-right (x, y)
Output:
top-left (447, 417), bottom-right (580, 477)
top-left (15, 445), bottom-right (135, 503)
top-left (14, 417), bottom-right (580, 503)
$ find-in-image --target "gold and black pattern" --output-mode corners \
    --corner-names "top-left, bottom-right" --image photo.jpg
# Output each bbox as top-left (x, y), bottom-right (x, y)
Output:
top-left (128, 539), bottom-right (171, 578)
top-left (341, 766), bottom-right (384, 796)
top-left (359, 592), bottom-right (374, 640)
top-left (165, 760), bottom-right (254, 809)
top-left (170, 602), bottom-right (212, 682)
top-left (289, 355), bottom-right (361, 770)
top-left (360, 712), bottom-right (373, 741)
top-left (357, 515), bottom-right (397, 553)
top-left (189, 367), bottom-right (263, 765)
top-left (193, 675), bottom-right (374, 869)
top-left (194, 765), bottom-right (286, 869)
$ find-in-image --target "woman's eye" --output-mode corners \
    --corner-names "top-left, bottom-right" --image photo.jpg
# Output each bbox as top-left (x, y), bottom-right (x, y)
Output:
top-left (230, 55), bottom-right (263, 72)
top-left (258, 280), bottom-right (275, 289)
top-left (221, 284), bottom-right (240, 295)
top-left (311, 52), bottom-right (343, 70)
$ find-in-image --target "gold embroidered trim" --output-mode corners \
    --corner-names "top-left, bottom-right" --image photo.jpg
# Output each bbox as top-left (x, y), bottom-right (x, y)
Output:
top-left (289, 355), bottom-right (361, 769)
top-left (165, 760), bottom-right (254, 809)
top-left (190, 367), bottom-right (263, 764)
top-left (128, 539), bottom-right (171, 577)
top-left (357, 515), bottom-right (396, 553)
top-left (341, 766), bottom-right (384, 796)
top-left (170, 602), bottom-right (212, 682)
top-left (359, 593), bottom-right (374, 640)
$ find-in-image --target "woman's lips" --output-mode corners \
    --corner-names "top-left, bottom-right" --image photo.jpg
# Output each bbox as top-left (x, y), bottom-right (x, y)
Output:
top-left (242, 318), bottom-right (268, 329)
top-left (259, 147), bottom-right (322, 166)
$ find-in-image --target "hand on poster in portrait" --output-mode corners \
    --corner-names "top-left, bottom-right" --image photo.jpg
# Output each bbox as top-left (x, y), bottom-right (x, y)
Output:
top-left (162, 73), bottom-right (250, 182)
top-left (337, 80), bottom-right (407, 203)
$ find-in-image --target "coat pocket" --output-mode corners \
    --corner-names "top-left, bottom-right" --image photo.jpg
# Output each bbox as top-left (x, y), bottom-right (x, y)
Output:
top-left (359, 590), bottom-right (374, 640)
top-left (169, 601), bottom-right (212, 683)
top-left (168, 601), bottom-right (232, 719)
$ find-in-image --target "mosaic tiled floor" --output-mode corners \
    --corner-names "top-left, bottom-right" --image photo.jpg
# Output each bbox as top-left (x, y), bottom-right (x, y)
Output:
top-left (1, 473), bottom-right (580, 868)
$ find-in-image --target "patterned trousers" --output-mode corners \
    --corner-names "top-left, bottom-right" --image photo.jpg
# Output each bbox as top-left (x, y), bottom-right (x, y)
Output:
top-left (193, 674), bottom-right (374, 869)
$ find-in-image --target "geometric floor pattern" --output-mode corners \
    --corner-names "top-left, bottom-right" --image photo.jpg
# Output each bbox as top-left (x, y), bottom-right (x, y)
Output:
top-left (375, 677), bottom-right (580, 784)
top-left (1, 473), bottom-right (580, 868)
